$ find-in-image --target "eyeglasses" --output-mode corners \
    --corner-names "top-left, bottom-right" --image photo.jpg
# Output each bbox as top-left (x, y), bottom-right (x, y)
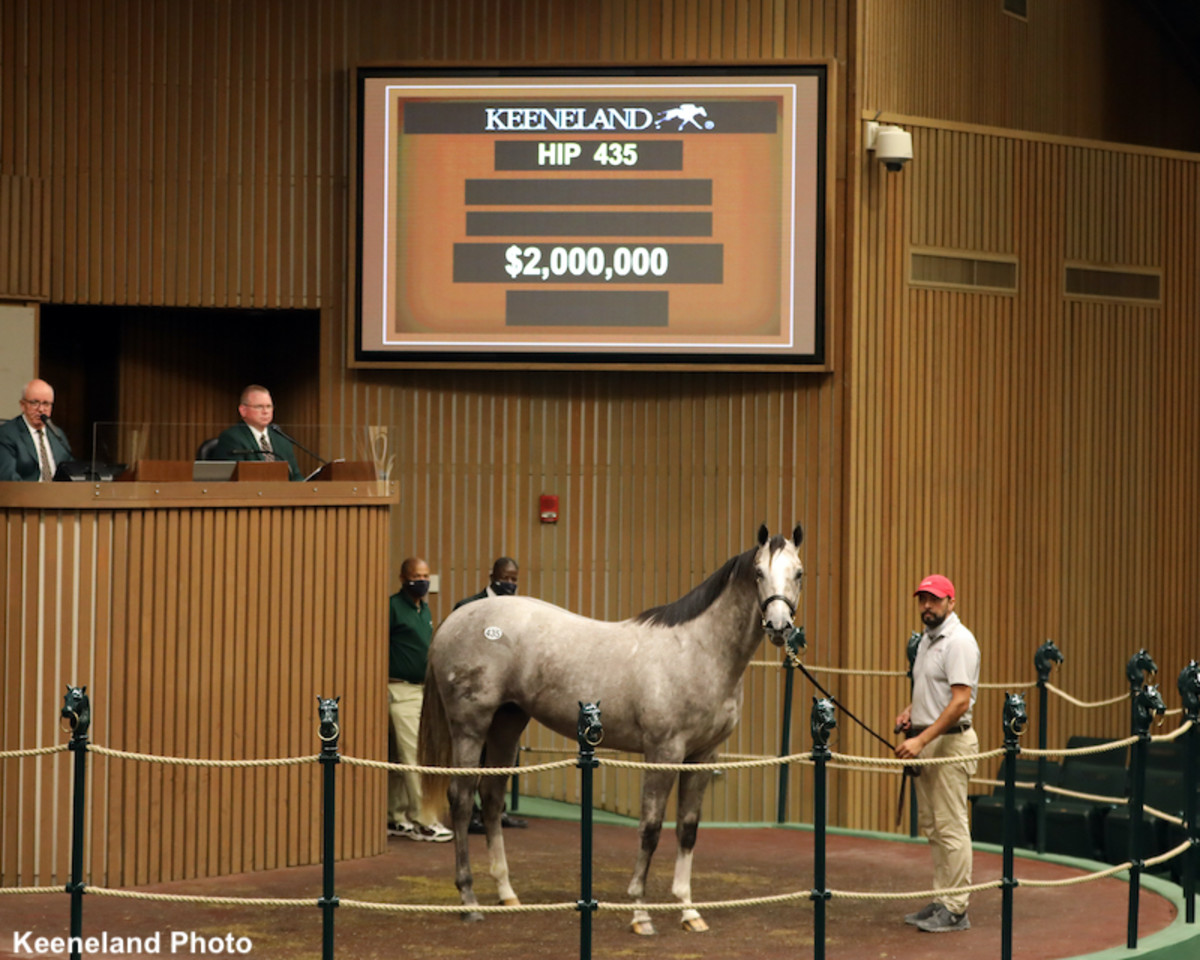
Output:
top-left (242, 404), bottom-right (274, 411)
top-left (21, 398), bottom-right (53, 409)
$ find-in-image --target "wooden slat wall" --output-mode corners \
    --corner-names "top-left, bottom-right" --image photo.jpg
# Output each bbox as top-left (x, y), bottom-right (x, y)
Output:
top-left (0, 497), bottom-right (390, 886)
top-left (842, 119), bottom-right (1200, 831)
top-left (861, 0), bottom-right (1200, 152)
top-left (4, 0), bottom-right (1200, 842)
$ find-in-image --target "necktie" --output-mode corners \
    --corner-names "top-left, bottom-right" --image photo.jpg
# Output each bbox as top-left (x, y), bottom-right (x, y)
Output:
top-left (36, 429), bottom-right (53, 481)
top-left (259, 432), bottom-right (276, 461)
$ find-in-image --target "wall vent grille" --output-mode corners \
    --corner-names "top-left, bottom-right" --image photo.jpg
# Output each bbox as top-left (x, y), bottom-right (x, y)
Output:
top-left (911, 250), bottom-right (1018, 294)
top-left (1065, 265), bottom-right (1161, 304)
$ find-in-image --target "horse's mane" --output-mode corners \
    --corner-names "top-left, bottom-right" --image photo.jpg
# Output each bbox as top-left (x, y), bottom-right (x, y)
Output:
top-left (634, 547), bottom-right (757, 628)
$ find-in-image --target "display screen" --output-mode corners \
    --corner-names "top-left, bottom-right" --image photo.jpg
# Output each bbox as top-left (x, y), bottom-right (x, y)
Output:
top-left (354, 68), bottom-right (827, 367)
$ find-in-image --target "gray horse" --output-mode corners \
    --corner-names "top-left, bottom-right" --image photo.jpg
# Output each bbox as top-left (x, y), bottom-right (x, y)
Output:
top-left (418, 524), bottom-right (805, 933)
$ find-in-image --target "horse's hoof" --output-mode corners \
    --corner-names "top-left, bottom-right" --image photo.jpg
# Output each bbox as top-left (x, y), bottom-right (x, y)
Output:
top-left (630, 920), bottom-right (656, 936)
top-left (459, 910), bottom-right (485, 923)
top-left (681, 916), bottom-right (709, 933)
top-left (499, 896), bottom-right (521, 906)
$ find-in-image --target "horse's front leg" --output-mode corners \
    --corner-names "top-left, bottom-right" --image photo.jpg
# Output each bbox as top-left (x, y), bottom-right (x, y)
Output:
top-left (628, 769), bottom-right (676, 935)
top-left (448, 772), bottom-right (484, 921)
top-left (673, 764), bottom-right (714, 932)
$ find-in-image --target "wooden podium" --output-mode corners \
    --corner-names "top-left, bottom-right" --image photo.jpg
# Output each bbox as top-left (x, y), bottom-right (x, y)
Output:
top-left (0, 479), bottom-right (397, 888)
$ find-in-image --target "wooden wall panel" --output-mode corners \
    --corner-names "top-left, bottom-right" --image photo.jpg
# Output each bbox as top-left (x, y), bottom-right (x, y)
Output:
top-left (861, 0), bottom-right (1200, 152)
top-left (843, 119), bottom-right (1200, 831)
top-left (0, 490), bottom-right (391, 886)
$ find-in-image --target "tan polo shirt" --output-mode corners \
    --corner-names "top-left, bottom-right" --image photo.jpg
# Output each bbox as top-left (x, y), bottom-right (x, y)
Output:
top-left (911, 611), bottom-right (980, 727)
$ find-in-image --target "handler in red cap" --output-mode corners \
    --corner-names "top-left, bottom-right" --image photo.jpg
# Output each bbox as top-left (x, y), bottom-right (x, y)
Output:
top-left (894, 574), bottom-right (980, 933)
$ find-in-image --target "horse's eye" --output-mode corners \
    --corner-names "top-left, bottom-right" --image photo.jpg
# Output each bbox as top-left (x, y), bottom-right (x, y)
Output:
top-left (755, 569), bottom-right (764, 580)
top-left (795, 571), bottom-right (803, 581)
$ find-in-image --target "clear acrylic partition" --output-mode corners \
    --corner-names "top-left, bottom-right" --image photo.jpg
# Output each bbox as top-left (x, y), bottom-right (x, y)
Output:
top-left (88, 423), bottom-right (395, 481)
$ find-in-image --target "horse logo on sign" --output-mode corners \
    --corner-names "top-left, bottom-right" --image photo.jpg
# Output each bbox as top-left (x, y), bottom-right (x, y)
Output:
top-left (654, 103), bottom-right (712, 131)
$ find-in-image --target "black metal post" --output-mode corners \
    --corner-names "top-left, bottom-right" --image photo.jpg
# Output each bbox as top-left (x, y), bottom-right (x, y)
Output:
top-left (510, 753), bottom-right (521, 813)
top-left (1180, 662), bottom-right (1200, 925)
top-left (1033, 640), bottom-right (1062, 854)
top-left (776, 626), bottom-right (802, 824)
top-left (62, 687), bottom-right (92, 960)
top-left (316, 698), bottom-right (341, 960)
top-left (576, 703), bottom-right (602, 960)
top-left (906, 632), bottom-right (921, 838)
top-left (809, 698), bottom-right (836, 960)
top-left (1125, 679), bottom-right (1157, 950)
top-left (1000, 692), bottom-right (1026, 960)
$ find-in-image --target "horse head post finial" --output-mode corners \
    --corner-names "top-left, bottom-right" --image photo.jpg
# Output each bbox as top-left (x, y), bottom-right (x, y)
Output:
top-left (1133, 684), bottom-right (1166, 736)
top-left (316, 696), bottom-right (341, 751)
top-left (1177, 661), bottom-right (1200, 722)
top-left (1002, 692), bottom-right (1028, 745)
top-left (61, 685), bottom-right (91, 739)
top-left (810, 697), bottom-right (836, 753)
top-left (577, 701), bottom-right (603, 750)
top-left (1034, 640), bottom-right (1064, 685)
top-left (1126, 648), bottom-right (1158, 694)
top-left (905, 632), bottom-right (922, 681)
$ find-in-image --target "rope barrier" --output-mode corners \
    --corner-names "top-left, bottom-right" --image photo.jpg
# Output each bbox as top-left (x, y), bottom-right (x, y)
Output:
top-left (87, 887), bottom-right (312, 907)
top-left (0, 886), bottom-right (64, 895)
top-left (340, 755), bottom-right (577, 776)
top-left (0, 744), bottom-right (69, 760)
top-left (89, 746), bottom-right (319, 768)
top-left (1044, 683), bottom-right (1128, 709)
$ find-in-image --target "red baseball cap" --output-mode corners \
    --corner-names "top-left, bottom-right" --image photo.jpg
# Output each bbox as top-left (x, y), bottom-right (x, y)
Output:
top-left (914, 574), bottom-right (955, 599)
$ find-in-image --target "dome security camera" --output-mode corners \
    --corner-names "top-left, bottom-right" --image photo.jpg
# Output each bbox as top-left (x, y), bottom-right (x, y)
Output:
top-left (866, 121), bottom-right (913, 172)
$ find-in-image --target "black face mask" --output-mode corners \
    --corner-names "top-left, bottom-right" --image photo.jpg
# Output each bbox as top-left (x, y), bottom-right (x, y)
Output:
top-left (405, 579), bottom-right (430, 599)
top-left (491, 580), bottom-right (517, 596)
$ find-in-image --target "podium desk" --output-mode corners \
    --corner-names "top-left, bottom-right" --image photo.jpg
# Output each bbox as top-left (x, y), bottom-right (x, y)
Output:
top-left (1, 480), bottom-right (397, 888)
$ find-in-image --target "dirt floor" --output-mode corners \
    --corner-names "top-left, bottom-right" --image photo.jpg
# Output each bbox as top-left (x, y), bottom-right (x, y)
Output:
top-left (0, 816), bottom-right (1185, 960)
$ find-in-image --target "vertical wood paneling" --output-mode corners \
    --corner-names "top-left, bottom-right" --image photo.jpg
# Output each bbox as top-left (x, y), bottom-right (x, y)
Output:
top-left (1, 494), bottom-right (391, 886)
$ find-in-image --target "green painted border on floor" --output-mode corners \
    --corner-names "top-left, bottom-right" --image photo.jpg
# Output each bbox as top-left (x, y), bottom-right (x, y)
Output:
top-left (508, 798), bottom-right (1200, 959)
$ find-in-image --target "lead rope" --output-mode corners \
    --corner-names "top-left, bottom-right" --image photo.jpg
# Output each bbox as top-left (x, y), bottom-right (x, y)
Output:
top-left (784, 629), bottom-right (912, 826)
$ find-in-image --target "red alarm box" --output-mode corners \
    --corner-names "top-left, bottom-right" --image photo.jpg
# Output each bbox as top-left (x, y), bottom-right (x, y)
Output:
top-left (539, 494), bottom-right (559, 523)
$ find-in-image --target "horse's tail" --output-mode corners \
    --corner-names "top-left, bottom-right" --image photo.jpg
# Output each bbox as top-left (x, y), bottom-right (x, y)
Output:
top-left (417, 662), bottom-right (452, 824)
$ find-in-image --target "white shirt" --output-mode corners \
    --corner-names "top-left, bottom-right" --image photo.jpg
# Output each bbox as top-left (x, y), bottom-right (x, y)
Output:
top-left (911, 611), bottom-right (980, 727)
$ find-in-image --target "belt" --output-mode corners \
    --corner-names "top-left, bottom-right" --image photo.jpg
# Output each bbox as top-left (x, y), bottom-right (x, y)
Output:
top-left (908, 722), bottom-right (971, 736)
top-left (389, 678), bottom-right (423, 686)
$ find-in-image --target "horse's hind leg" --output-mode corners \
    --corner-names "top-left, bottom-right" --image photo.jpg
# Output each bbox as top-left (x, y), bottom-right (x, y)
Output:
top-left (673, 764), bottom-right (714, 932)
top-left (480, 704), bottom-right (529, 906)
top-left (628, 769), bottom-right (676, 935)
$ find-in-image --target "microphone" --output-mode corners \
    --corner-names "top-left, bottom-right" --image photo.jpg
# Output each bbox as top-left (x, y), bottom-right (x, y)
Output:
top-left (269, 423), bottom-right (329, 466)
top-left (41, 414), bottom-right (70, 446)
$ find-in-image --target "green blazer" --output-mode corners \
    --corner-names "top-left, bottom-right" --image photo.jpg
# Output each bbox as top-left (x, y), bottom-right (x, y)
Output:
top-left (0, 416), bottom-right (74, 481)
top-left (212, 423), bottom-right (303, 481)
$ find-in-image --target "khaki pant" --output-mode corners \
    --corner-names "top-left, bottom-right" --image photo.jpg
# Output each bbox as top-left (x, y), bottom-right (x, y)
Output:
top-left (388, 681), bottom-right (425, 825)
top-left (913, 728), bottom-right (978, 915)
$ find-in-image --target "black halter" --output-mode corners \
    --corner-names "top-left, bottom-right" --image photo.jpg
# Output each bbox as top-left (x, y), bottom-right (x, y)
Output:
top-left (759, 593), bottom-right (797, 626)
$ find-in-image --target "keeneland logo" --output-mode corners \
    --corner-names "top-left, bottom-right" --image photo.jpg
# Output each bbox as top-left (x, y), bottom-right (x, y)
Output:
top-left (483, 103), bottom-right (714, 132)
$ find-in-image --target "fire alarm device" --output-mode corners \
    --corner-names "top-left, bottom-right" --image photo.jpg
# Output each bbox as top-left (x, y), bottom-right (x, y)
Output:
top-left (539, 494), bottom-right (559, 523)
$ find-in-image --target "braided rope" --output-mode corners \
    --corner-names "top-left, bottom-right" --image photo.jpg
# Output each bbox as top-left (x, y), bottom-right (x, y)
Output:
top-left (831, 879), bottom-right (1002, 901)
top-left (828, 747), bottom-right (1006, 769)
top-left (89, 746), bottom-right (319, 768)
top-left (338, 898), bottom-right (578, 915)
top-left (601, 753), bottom-right (810, 773)
top-left (340, 756), bottom-right (577, 776)
top-left (88, 886), bottom-right (312, 907)
top-left (0, 886), bottom-right (63, 895)
top-left (1044, 683), bottom-right (1127, 709)
top-left (1044, 784), bottom-right (1126, 805)
top-left (0, 744), bottom-right (70, 760)
top-left (1022, 735), bottom-right (1138, 758)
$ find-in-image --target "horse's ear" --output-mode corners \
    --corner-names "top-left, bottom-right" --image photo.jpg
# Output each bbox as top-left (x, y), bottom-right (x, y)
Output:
top-left (792, 524), bottom-right (804, 548)
top-left (757, 524), bottom-right (769, 546)
top-left (336, 695), bottom-right (341, 704)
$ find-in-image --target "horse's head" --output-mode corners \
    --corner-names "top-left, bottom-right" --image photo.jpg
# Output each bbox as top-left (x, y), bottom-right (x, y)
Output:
top-left (1034, 639), bottom-right (1064, 681)
top-left (1133, 684), bottom-right (1166, 732)
top-left (577, 701), bottom-right (604, 747)
top-left (317, 695), bottom-right (340, 743)
top-left (1178, 661), bottom-right (1200, 720)
top-left (1126, 648), bottom-right (1158, 688)
top-left (810, 696), bottom-right (837, 746)
top-left (755, 523), bottom-right (804, 645)
top-left (1003, 691), bottom-right (1028, 738)
top-left (61, 685), bottom-right (90, 737)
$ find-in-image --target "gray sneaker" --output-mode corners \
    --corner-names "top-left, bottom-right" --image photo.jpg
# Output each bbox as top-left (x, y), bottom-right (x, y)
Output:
top-left (904, 902), bottom-right (939, 926)
top-left (916, 904), bottom-right (970, 933)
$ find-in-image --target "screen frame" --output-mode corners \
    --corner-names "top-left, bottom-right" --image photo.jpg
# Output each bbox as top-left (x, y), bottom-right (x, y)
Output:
top-left (349, 63), bottom-right (834, 371)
